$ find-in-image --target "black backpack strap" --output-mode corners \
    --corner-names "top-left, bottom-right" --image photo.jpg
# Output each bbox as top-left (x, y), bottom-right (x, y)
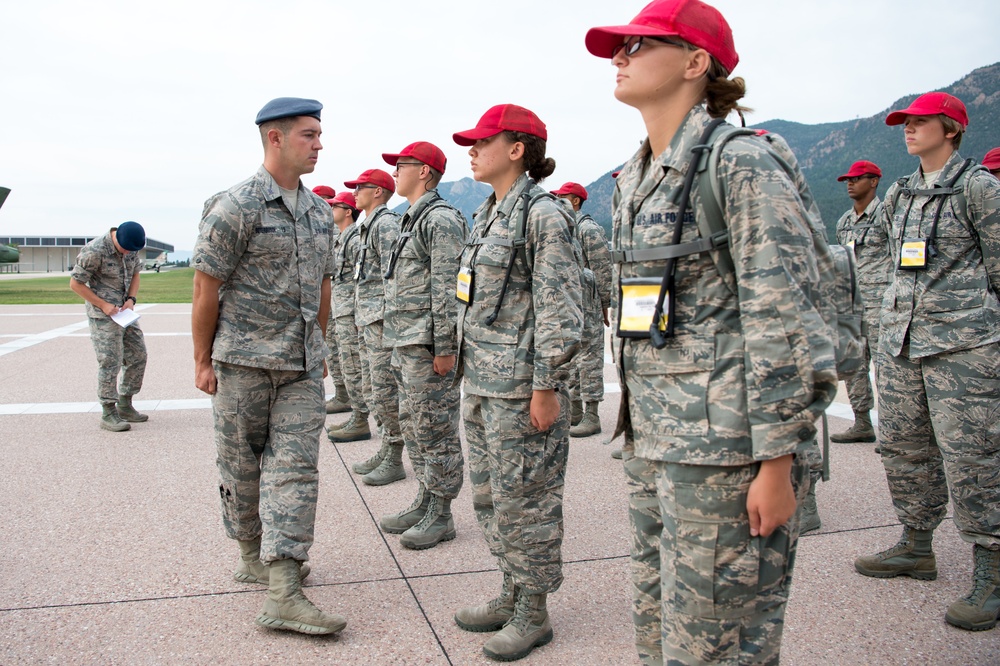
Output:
top-left (485, 179), bottom-right (536, 326)
top-left (649, 117), bottom-right (727, 349)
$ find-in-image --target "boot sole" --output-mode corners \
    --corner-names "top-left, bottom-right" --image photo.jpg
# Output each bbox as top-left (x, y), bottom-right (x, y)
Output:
top-left (362, 470), bottom-right (406, 486)
top-left (100, 422), bottom-right (131, 432)
top-left (455, 615), bottom-right (510, 633)
top-left (328, 432), bottom-right (372, 443)
top-left (854, 563), bottom-right (937, 580)
top-left (325, 406), bottom-right (351, 414)
top-left (945, 611), bottom-right (999, 631)
top-left (570, 428), bottom-right (602, 438)
top-left (830, 435), bottom-right (877, 443)
top-left (235, 567), bottom-right (310, 585)
top-left (118, 415), bottom-right (149, 423)
top-left (255, 613), bottom-right (346, 635)
top-left (483, 628), bottom-right (553, 661)
top-left (400, 528), bottom-right (457, 550)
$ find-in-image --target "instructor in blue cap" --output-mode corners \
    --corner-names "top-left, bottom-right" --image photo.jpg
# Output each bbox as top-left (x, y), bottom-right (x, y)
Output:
top-left (191, 97), bottom-right (347, 635)
top-left (70, 221), bottom-right (148, 432)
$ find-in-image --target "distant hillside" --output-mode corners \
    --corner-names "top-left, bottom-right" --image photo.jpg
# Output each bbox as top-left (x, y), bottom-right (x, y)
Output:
top-left (393, 177), bottom-right (491, 226)
top-left (581, 62), bottom-right (1000, 241)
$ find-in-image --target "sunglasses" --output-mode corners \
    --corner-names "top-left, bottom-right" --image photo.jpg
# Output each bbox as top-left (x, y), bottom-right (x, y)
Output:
top-left (353, 184), bottom-right (379, 192)
top-left (394, 162), bottom-right (424, 169)
top-left (845, 176), bottom-right (876, 184)
top-left (612, 35), bottom-right (686, 59)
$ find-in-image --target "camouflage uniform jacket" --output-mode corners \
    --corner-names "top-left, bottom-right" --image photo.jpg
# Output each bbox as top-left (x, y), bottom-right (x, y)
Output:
top-left (193, 166), bottom-right (335, 372)
top-left (332, 222), bottom-right (361, 319)
top-left (612, 105), bottom-right (837, 465)
top-left (354, 204), bottom-right (400, 327)
top-left (383, 190), bottom-right (467, 354)
top-left (836, 196), bottom-right (891, 308)
top-left (71, 230), bottom-right (142, 319)
top-left (458, 173), bottom-right (583, 399)
top-left (575, 213), bottom-right (613, 312)
top-left (880, 151), bottom-right (1000, 359)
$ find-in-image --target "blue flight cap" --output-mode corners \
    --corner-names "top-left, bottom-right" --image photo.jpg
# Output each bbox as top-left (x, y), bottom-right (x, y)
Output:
top-left (255, 97), bottom-right (323, 125)
top-left (116, 221), bottom-right (146, 252)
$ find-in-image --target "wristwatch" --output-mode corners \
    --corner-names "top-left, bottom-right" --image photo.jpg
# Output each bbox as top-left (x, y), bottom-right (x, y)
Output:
top-left (125, 296), bottom-right (137, 305)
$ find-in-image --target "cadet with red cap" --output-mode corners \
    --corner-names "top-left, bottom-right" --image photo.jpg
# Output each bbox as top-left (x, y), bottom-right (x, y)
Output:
top-left (70, 220), bottom-right (149, 432)
top-left (588, 1), bottom-right (837, 662)
top-left (854, 92), bottom-right (1000, 632)
top-left (826, 161), bottom-right (888, 453)
top-left (983, 147), bottom-right (1000, 178)
top-left (342, 168), bottom-right (407, 486)
top-left (326, 191), bottom-right (372, 444)
top-left (451, 104), bottom-right (582, 661)
top-left (312, 185), bottom-right (351, 416)
top-left (377, 142), bottom-right (467, 550)
top-left (551, 182), bottom-right (613, 438)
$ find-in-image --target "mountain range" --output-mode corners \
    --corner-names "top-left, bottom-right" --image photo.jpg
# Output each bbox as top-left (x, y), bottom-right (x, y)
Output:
top-left (414, 62), bottom-right (1000, 242)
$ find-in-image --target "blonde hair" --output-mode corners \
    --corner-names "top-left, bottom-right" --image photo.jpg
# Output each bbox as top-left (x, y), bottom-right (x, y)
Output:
top-left (939, 115), bottom-right (964, 149)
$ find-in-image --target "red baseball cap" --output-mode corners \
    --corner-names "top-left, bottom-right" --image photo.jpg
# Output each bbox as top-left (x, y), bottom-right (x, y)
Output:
top-left (885, 92), bottom-right (969, 128)
top-left (585, 0), bottom-right (739, 73)
top-left (312, 185), bottom-right (336, 198)
top-left (611, 170), bottom-right (621, 179)
top-left (453, 104), bottom-right (547, 146)
top-left (382, 141), bottom-right (447, 174)
top-left (550, 182), bottom-right (588, 201)
top-left (837, 160), bottom-right (882, 182)
top-left (329, 191), bottom-right (359, 211)
top-left (982, 147), bottom-right (1000, 171)
top-left (343, 169), bottom-right (395, 193)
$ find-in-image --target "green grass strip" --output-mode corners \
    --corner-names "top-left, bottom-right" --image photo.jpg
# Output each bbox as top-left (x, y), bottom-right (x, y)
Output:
top-left (0, 268), bottom-right (195, 304)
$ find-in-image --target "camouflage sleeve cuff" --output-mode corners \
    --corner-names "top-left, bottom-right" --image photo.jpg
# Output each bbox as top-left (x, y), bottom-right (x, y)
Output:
top-left (750, 419), bottom-right (816, 460)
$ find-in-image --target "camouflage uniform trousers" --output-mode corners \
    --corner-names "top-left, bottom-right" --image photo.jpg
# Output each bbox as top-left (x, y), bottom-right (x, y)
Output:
top-left (360, 320), bottom-right (402, 446)
top-left (877, 341), bottom-right (1000, 548)
top-left (324, 309), bottom-right (346, 391)
top-left (624, 452), bottom-right (809, 666)
top-left (213, 361), bottom-right (325, 563)
top-left (570, 299), bottom-right (606, 404)
top-left (87, 315), bottom-right (147, 403)
top-left (391, 344), bottom-right (463, 499)
top-left (464, 390), bottom-right (569, 593)
top-left (863, 304), bottom-right (882, 391)
top-left (334, 314), bottom-right (368, 414)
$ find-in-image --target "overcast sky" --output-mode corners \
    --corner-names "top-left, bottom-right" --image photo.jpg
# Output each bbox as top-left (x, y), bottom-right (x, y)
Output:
top-left (2, 0), bottom-right (998, 252)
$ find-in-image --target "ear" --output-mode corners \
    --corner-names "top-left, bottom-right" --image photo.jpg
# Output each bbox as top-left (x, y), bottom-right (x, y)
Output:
top-left (508, 141), bottom-right (525, 162)
top-left (684, 48), bottom-right (712, 81)
top-left (266, 128), bottom-right (284, 149)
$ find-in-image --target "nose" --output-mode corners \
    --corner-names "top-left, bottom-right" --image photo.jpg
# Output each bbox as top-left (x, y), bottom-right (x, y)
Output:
top-left (468, 146), bottom-right (476, 158)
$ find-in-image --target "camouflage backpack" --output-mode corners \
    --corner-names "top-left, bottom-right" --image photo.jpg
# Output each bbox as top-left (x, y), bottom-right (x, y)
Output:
top-left (689, 119), bottom-right (867, 379)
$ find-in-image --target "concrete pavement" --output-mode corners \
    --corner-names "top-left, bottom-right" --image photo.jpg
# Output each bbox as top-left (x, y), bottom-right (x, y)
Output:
top-left (0, 303), bottom-right (997, 665)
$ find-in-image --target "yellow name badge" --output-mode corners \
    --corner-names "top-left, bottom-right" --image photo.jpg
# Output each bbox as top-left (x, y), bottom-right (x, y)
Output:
top-left (899, 238), bottom-right (928, 270)
top-left (845, 240), bottom-right (856, 252)
top-left (618, 280), bottom-right (667, 338)
top-left (456, 266), bottom-right (473, 304)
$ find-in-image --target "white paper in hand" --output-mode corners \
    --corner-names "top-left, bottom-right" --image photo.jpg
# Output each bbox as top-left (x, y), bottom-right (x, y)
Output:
top-left (111, 308), bottom-right (141, 328)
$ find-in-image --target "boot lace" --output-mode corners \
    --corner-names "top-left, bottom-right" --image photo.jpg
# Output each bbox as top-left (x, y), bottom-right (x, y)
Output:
top-left (965, 549), bottom-right (999, 605)
top-left (411, 495), bottom-right (442, 532)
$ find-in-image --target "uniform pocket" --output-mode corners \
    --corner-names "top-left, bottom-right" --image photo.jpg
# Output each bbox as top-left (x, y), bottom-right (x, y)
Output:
top-left (672, 477), bottom-right (759, 619)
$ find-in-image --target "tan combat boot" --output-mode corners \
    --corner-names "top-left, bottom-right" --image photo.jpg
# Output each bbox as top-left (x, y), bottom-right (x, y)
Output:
top-left (362, 444), bottom-right (405, 486)
top-left (234, 537), bottom-right (309, 585)
top-left (570, 399), bottom-right (583, 427)
top-left (455, 573), bottom-right (517, 632)
top-left (352, 441), bottom-right (387, 475)
top-left (329, 411), bottom-right (371, 443)
top-left (400, 494), bottom-right (456, 550)
top-left (116, 395), bottom-right (148, 422)
top-left (256, 559), bottom-right (346, 635)
top-left (570, 401), bottom-right (601, 438)
top-left (100, 402), bottom-right (130, 432)
top-left (483, 590), bottom-right (553, 661)
top-left (831, 411), bottom-right (876, 443)
top-left (325, 383), bottom-right (351, 414)
top-left (946, 545), bottom-right (1000, 631)
top-left (381, 483), bottom-right (430, 534)
top-left (855, 526), bottom-right (937, 580)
